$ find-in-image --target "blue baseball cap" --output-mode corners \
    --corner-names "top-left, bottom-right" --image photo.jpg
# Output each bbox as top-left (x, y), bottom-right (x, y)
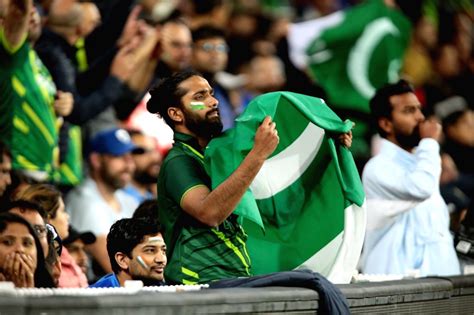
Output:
top-left (89, 128), bottom-right (138, 156)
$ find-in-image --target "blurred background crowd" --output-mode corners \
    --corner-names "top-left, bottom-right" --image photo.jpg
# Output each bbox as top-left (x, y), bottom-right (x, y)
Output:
top-left (0, 0), bottom-right (472, 288)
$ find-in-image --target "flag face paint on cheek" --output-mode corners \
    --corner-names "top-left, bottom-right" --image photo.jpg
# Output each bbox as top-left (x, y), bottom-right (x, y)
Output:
top-left (137, 255), bottom-right (150, 271)
top-left (190, 102), bottom-right (206, 110)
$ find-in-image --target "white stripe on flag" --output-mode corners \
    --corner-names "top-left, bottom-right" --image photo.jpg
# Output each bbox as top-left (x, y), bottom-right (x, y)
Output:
top-left (250, 123), bottom-right (325, 199)
top-left (288, 11), bottom-right (344, 69)
top-left (295, 201), bottom-right (367, 284)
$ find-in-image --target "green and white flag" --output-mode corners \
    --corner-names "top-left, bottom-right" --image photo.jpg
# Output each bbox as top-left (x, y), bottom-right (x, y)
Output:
top-left (288, 0), bottom-right (411, 113)
top-left (205, 92), bottom-right (366, 284)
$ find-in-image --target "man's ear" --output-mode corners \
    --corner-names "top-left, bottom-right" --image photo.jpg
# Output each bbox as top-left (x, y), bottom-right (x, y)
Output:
top-left (115, 252), bottom-right (130, 270)
top-left (378, 117), bottom-right (393, 135)
top-left (89, 153), bottom-right (101, 170)
top-left (168, 107), bottom-right (184, 124)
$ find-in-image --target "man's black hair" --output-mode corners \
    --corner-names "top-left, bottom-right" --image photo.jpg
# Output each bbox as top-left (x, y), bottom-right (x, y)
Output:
top-left (369, 79), bottom-right (415, 138)
top-left (0, 199), bottom-right (48, 220)
top-left (107, 218), bottom-right (162, 274)
top-left (192, 25), bottom-right (226, 43)
top-left (442, 110), bottom-right (467, 131)
top-left (132, 199), bottom-right (159, 224)
top-left (191, 0), bottom-right (224, 15)
top-left (147, 70), bottom-right (203, 129)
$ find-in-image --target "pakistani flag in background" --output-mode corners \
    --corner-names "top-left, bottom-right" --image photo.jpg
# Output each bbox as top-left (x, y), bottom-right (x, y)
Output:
top-left (205, 92), bottom-right (366, 284)
top-left (288, 0), bottom-right (411, 113)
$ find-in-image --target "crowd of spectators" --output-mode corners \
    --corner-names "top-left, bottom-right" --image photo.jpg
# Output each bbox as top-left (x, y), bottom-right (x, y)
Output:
top-left (0, 0), bottom-right (472, 288)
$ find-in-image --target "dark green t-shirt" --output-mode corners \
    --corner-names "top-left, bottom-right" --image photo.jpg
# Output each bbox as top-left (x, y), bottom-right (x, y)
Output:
top-left (0, 29), bottom-right (58, 177)
top-left (158, 132), bottom-right (251, 284)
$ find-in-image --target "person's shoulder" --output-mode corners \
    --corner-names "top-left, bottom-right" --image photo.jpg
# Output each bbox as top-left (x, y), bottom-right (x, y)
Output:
top-left (70, 178), bottom-right (96, 192)
top-left (66, 179), bottom-right (101, 203)
top-left (361, 153), bottom-right (391, 181)
top-left (89, 273), bottom-right (120, 288)
top-left (164, 145), bottom-right (189, 160)
top-left (363, 154), bottom-right (383, 169)
top-left (365, 139), bottom-right (403, 166)
top-left (36, 29), bottom-right (67, 49)
top-left (116, 188), bottom-right (139, 208)
top-left (162, 147), bottom-right (199, 170)
top-left (122, 185), bottom-right (140, 199)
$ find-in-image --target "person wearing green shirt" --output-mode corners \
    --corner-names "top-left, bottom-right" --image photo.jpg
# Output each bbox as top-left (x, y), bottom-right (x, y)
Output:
top-left (147, 70), bottom-right (280, 284)
top-left (0, 0), bottom-right (58, 181)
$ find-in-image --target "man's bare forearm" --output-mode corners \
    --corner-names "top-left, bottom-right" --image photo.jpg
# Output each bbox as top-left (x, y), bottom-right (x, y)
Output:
top-left (196, 150), bottom-right (266, 226)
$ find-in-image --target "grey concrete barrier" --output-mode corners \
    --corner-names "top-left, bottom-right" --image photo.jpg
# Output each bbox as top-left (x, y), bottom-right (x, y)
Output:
top-left (0, 275), bottom-right (473, 314)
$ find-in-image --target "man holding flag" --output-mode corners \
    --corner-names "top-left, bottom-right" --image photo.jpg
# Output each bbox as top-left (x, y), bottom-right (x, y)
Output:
top-left (146, 70), bottom-right (353, 286)
top-left (147, 70), bottom-right (279, 285)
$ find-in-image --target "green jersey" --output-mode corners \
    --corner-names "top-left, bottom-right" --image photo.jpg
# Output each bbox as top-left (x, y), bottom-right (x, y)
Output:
top-left (58, 124), bottom-right (83, 186)
top-left (158, 132), bottom-right (251, 284)
top-left (0, 28), bottom-right (58, 177)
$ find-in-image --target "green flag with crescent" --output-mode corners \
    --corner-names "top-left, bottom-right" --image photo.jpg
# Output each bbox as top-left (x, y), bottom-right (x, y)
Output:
top-left (205, 92), bottom-right (366, 283)
top-left (288, 0), bottom-right (411, 113)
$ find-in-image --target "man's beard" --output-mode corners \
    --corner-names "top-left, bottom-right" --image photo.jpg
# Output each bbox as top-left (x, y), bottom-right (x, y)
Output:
top-left (394, 126), bottom-right (421, 150)
top-left (100, 168), bottom-right (127, 190)
top-left (185, 109), bottom-right (223, 140)
top-left (134, 170), bottom-right (158, 185)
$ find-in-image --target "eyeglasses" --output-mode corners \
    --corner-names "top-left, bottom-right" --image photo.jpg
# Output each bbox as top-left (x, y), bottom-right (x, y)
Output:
top-left (197, 43), bottom-right (229, 53)
top-left (33, 224), bottom-right (47, 237)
